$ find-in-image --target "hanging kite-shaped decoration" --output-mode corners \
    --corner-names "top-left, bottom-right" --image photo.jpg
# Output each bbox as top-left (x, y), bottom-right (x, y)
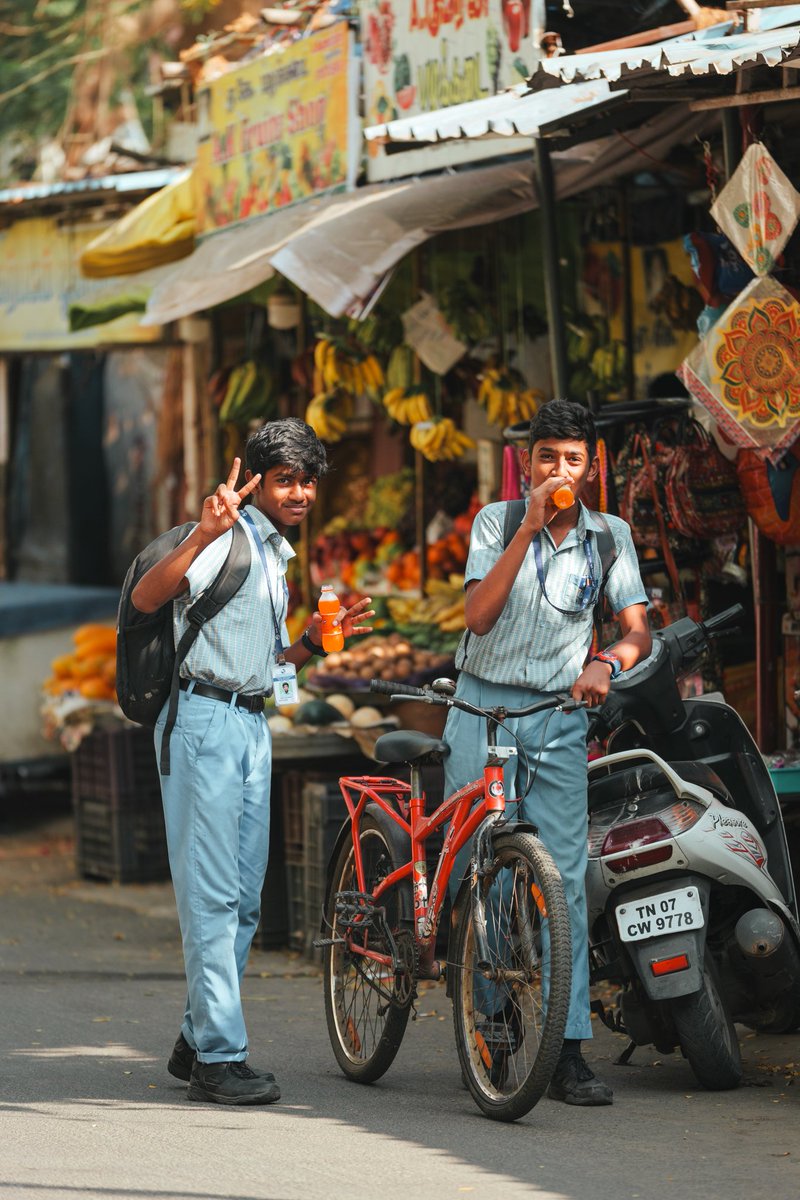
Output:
top-left (710, 143), bottom-right (800, 276)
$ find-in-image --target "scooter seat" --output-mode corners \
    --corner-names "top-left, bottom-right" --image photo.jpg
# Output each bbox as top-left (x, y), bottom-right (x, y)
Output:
top-left (588, 759), bottom-right (732, 812)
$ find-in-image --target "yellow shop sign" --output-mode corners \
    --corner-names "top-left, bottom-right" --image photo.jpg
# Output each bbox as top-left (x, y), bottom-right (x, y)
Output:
top-left (194, 22), bottom-right (358, 235)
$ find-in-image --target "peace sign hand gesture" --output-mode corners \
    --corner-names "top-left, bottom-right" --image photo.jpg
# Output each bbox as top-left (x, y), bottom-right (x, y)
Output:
top-left (199, 458), bottom-right (262, 539)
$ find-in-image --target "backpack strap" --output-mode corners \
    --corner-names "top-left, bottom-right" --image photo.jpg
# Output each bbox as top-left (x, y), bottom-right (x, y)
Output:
top-left (502, 499), bottom-right (527, 550)
top-left (159, 519), bottom-right (252, 776)
top-left (589, 510), bottom-right (618, 651)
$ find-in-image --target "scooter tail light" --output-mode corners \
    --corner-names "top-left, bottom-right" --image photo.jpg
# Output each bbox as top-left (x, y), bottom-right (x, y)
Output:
top-left (588, 797), bottom-right (703, 859)
top-left (660, 799), bottom-right (704, 835)
top-left (602, 817), bottom-right (674, 875)
top-left (602, 817), bottom-right (671, 855)
top-left (606, 844), bottom-right (674, 875)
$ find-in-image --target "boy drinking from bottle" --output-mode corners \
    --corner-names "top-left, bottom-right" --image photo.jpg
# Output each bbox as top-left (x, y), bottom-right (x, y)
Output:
top-left (445, 400), bottom-right (651, 1105)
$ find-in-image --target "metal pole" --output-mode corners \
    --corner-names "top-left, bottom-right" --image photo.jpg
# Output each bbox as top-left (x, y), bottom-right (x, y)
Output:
top-left (720, 107), bottom-right (778, 748)
top-left (619, 185), bottom-right (636, 404)
top-left (534, 138), bottom-right (569, 398)
top-left (751, 520), bottom-right (779, 752)
top-left (721, 108), bottom-right (740, 181)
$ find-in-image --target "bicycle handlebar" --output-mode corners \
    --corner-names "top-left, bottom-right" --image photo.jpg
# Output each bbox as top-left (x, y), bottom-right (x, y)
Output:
top-left (369, 678), bottom-right (585, 721)
top-left (369, 678), bottom-right (426, 698)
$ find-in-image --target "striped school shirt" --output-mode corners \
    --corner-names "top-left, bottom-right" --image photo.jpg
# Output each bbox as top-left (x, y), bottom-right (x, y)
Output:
top-left (173, 504), bottom-right (294, 695)
top-left (455, 501), bottom-right (647, 692)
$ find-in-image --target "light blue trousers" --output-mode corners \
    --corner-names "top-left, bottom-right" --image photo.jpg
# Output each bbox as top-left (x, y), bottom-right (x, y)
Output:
top-left (155, 686), bottom-right (272, 1062)
top-left (444, 672), bottom-right (592, 1041)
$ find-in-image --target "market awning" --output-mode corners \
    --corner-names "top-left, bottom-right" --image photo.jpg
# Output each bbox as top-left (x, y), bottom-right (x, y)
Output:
top-left (79, 169), bottom-right (196, 278)
top-left (140, 193), bottom-right (344, 326)
top-left (363, 79), bottom-right (628, 146)
top-left (142, 159), bottom-right (536, 324)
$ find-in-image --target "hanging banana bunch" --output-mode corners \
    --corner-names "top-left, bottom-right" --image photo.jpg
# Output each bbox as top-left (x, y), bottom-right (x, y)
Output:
top-left (218, 360), bottom-right (274, 425)
top-left (305, 389), bottom-right (354, 444)
top-left (313, 337), bottom-right (384, 397)
top-left (382, 387), bottom-right (432, 425)
top-left (410, 418), bottom-right (476, 463)
top-left (477, 366), bottom-right (543, 428)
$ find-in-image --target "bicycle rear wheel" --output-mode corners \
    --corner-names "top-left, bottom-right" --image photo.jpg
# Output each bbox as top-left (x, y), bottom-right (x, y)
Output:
top-left (323, 814), bottom-right (412, 1084)
top-left (452, 829), bottom-right (572, 1122)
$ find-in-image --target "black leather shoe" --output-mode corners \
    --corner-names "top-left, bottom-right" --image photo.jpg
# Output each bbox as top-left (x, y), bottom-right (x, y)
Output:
top-left (548, 1053), bottom-right (613, 1106)
top-left (167, 1033), bottom-right (196, 1082)
top-left (187, 1060), bottom-right (281, 1106)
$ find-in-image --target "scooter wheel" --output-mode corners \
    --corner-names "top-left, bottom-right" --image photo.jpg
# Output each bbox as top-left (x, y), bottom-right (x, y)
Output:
top-left (671, 950), bottom-right (743, 1090)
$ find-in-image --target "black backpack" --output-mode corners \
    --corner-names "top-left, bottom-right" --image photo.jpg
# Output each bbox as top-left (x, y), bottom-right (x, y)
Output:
top-left (116, 520), bottom-right (251, 775)
top-left (502, 499), bottom-right (618, 646)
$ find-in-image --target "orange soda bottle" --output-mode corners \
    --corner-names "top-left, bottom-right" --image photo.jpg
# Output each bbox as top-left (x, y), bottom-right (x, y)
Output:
top-left (318, 584), bottom-right (344, 653)
top-left (552, 485), bottom-right (574, 510)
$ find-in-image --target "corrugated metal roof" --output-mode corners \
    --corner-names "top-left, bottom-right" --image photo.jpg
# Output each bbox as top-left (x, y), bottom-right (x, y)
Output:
top-left (533, 22), bottom-right (800, 86)
top-left (364, 79), bottom-right (627, 145)
top-left (0, 168), bottom-right (183, 207)
top-left (365, 19), bottom-right (800, 147)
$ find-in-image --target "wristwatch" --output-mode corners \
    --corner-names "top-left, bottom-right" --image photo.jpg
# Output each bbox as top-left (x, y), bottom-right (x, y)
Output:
top-left (301, 629), bottom-right (327, 657)
top-left (592, 650), bottom-right (622, 679)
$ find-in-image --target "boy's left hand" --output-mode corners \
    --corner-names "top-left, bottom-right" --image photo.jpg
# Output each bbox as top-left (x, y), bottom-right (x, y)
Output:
top-left (308, 596), bottom-right (375, 644)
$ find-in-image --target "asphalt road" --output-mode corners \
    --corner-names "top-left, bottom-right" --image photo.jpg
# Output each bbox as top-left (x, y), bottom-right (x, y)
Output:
top-left (1, 817), bottom-right (798, 1200)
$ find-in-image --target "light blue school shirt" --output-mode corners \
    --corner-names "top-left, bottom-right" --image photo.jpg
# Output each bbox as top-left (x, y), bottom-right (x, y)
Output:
top-left (172, 505), bottom-right (293, 695)
top-left (455, 501), bottom-right (647, 692)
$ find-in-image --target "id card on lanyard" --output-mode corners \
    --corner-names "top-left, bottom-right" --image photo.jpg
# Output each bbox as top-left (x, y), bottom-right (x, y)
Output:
top-left (533, 531), bottom-right (599, 615)
top-left (241, 510), bottom-right (298, 707)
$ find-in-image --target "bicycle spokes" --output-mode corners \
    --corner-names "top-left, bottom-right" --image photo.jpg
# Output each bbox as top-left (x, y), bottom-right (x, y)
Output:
top-left (453, 831), bottom-right (571, 1121)
top-left (323, 822), bottom-right (414, 1083)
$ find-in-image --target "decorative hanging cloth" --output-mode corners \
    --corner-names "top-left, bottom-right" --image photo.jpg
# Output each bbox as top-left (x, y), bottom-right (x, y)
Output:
top-left (710, 143), bottom-right (800, 276)
top-left (678, 274), bottom-right (800, 464)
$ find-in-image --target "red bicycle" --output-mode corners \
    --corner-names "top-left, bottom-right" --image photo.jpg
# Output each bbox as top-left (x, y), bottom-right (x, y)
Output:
top-left (319, 676), bottom-right (576, 1122)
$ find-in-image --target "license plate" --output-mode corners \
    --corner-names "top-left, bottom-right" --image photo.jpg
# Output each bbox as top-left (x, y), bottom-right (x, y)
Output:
top-left (615, 887), bottom-right (705, 943)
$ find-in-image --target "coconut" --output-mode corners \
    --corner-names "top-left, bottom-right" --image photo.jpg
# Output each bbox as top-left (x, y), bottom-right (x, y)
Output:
top-left (266, 714), bottom-right (293, 733)
top-left (325, 693), bottom-right (355, 719)
top-left (349, 705), bottom-right (383, 728)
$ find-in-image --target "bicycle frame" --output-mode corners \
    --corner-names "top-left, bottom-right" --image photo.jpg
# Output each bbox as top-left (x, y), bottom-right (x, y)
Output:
top-left (338, 735), bottom-right (511, 969)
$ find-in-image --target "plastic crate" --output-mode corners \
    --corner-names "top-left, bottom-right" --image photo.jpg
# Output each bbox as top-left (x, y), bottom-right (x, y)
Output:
top-left (303, 780), bottom-right (349, 962)
top-left (71, 726), bottom-right (169, 883)
top-left (281, 771), bottom-right (306, 866)
top-left (285, 862), bottom-right (306, 953)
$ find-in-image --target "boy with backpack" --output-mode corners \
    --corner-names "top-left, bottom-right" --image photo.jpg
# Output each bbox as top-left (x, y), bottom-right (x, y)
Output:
top-left (128, 418), bottom-right (373, 1105)
top-left (445, 400), bottom-right (651, 1106)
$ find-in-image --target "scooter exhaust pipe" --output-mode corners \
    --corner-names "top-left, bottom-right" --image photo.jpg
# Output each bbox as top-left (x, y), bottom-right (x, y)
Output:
top-left (735, 908), bottom-right (786, 958)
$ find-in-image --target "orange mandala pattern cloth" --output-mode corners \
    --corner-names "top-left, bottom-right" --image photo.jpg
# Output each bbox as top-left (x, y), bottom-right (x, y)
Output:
top-left (678, 275), bottom-right (800, 463)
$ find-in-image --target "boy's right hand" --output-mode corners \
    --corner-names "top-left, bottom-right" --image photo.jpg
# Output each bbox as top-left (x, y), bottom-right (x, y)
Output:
top-left (523, 476), bottom-right (572, 532)
top-left (199, 458), bottom-right (262, 538)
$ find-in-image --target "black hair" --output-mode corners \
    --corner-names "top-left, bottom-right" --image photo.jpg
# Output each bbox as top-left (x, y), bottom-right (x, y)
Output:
top-left (527, 399), bottom-right (597, 459)
top-left (245, 417), bottom-right (329, 479)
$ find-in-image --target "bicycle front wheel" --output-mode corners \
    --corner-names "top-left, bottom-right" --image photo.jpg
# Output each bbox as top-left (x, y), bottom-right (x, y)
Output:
top-left (452, 829), bottom-right (572, 1122)
top-left (323, 814), bottom-right (412, 1084)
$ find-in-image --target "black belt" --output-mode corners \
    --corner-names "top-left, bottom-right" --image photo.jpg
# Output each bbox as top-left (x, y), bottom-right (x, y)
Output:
top-left (180, 678), bottom-right (267, 713)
